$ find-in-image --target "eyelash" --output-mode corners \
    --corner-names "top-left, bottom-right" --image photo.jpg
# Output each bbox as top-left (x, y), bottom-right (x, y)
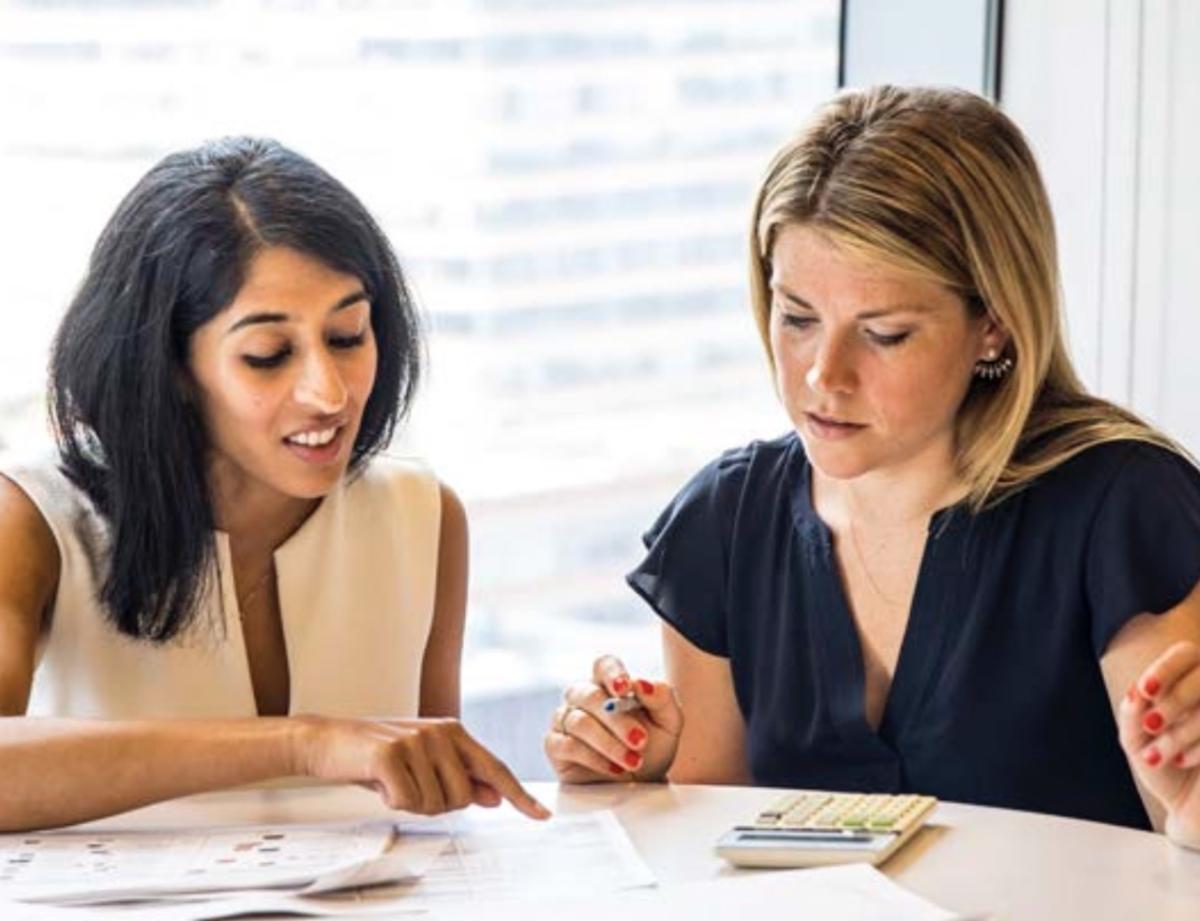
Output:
top-left (780, 314), bottom-right (911, 348)
top-left (242, 332), bottom-right (367, 370)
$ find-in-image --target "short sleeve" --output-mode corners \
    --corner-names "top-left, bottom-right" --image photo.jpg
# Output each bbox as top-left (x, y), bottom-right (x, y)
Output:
top-left (625, 452), bottom-right (749, 657)
top-left (1086, 444), bottom-right (1200, 656)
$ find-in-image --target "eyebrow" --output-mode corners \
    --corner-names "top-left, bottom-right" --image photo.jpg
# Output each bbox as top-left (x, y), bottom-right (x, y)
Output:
top-left (770, 284), bottom-right (933, 320)
top-left (226, 290), bottom-right (369, 334)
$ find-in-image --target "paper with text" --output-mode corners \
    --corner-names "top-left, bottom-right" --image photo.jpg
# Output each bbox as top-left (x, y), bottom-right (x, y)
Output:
top-left (0, 820), bottom-right (407, 904)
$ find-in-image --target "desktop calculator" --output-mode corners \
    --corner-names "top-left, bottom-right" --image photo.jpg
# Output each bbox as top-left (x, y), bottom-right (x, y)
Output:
top-left (716, 791), bottom-right (937, 868)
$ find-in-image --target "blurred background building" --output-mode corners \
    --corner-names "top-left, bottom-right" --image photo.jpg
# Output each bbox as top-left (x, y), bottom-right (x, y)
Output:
top-left (0, 0), bottom-right (839, 775)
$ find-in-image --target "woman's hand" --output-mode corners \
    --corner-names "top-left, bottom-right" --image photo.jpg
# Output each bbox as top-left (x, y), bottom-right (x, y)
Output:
top-left (1118, 640), bottom-right (1200, 849)
top-left (293, 715), bottom-right (550, 820)
top-left (544, 654), bottom-right (684, 783)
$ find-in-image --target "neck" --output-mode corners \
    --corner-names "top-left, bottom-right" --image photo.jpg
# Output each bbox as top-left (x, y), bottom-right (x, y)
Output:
top-left (813, 436), bottom-right (965, 530)
top-left (208, 459), bottom-right (320, 559)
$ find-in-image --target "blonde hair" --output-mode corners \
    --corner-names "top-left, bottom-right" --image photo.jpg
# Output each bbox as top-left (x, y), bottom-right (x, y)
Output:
top-left (749, 84), bottom-right (1185, 509)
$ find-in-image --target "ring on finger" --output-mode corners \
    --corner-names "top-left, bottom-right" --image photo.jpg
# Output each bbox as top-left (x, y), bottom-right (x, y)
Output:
top-left (557, 704), bottom-right (579, 737)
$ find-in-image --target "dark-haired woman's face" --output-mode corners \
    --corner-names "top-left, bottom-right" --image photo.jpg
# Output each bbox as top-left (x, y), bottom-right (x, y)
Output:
top-left (188, 245), bottom-right (378, 507)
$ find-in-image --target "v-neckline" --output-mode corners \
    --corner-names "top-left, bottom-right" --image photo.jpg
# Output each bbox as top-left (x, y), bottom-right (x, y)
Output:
top-left (212, 483), bottom-right (341, 717)
top-left (793, 458), bottom-right (965, 747)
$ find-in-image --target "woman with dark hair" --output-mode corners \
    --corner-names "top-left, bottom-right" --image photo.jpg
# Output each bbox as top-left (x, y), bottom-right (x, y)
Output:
top-left (0, 137), bottom-right (548, 831)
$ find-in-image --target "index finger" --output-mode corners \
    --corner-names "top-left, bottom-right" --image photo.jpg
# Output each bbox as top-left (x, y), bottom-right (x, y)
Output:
top-left (1137, 641), bottom-right (1200, 701)
top-left (592, 654), bottom-right (631, 696)
top-left (455, 733), bottom-right (551, 821)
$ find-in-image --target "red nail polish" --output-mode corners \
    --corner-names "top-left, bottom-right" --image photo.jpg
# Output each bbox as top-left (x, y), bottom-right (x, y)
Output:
top-left (1143, 677), bottom-right (1161, 697)
top-left (627, 727), bottom-right (646, 746)
top-left (1143, 711), bottom-right (1165, 733)
top-left (1145, 747), bottom-right (1162, 767)
top-left (609, 762), bottom-right (625, 775)
top-left (637, 679), bottom-right (654, 695)
top-left (623, 750), bottom-right (641, 769)
top-left (1173, 753), bottom-right (1186, 767)
top-left (611, 677), bottom-right (630, 695)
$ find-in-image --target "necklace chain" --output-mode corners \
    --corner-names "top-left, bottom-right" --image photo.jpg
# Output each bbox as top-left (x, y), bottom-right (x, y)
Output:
top-left (834, 475), bottom-right (961, 613)
top-left (847, 519), bottom-right (907, 608)
top-left (236, 563), bottom-right (275, 615)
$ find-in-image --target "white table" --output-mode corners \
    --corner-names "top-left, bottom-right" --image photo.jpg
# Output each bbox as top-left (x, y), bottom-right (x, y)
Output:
top-left (79, 781), bottom-right (1200, 920)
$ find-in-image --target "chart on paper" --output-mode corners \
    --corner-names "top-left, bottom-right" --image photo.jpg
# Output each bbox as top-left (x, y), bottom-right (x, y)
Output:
top-left (0, 821), bottom-right (395, 903)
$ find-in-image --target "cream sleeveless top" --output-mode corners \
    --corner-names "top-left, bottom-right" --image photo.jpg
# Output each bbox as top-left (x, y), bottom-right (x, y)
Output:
top-left (2, 452), bottom-right (441, 720)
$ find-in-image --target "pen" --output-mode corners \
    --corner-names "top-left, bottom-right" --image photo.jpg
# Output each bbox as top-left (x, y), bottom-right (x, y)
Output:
top-left (602, 695), bottom-right (643, 714)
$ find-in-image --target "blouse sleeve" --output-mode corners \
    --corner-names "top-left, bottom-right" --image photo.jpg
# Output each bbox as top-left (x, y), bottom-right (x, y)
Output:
top-left (1086, 443), bottom-right (1200, 657)
top-left (625, 451), bottom-right (748, 657)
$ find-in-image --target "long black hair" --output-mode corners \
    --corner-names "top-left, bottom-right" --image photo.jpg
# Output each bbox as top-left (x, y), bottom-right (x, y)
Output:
top-left (49, 137), bottom-right (421, 641)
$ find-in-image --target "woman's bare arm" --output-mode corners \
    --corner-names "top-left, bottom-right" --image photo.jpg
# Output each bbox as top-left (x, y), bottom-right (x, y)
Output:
top-left (0, 477), bottom-right (544, 831)
top-left (418, 482), bottom-right (468, 719)
top-left (662, 622), bottom-right (751, 784)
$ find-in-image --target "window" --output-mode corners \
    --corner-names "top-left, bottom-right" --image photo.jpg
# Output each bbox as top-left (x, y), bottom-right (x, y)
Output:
top-left (0, 0), bottom-right (841, 776)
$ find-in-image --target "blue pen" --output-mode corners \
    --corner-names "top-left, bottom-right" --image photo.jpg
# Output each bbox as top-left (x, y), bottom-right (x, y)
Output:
top-left (602, 695), bottom-right (642, 714)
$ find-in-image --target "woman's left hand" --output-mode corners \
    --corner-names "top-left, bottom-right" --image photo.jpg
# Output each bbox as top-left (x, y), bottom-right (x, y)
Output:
top-left (1118, 640), bottom-right (1200, 849)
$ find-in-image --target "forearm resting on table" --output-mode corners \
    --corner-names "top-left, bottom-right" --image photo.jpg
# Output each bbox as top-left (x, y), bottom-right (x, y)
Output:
top-left (0, 716), bottom-right (303, 832)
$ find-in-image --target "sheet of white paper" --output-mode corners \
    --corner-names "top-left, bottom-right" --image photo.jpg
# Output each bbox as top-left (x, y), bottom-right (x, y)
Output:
top-left (300, 832), bottom-right (449, 895)
top-left (340, 808), bottom-right (657, 909)
top-left (424, 863), bottom-right (962, 921)
top-left (0, 809), bottom-right (655, 919)
top-left (107, 809), bottom-right (658, 919)
top-left (0, 820), bottom-right (400, 905)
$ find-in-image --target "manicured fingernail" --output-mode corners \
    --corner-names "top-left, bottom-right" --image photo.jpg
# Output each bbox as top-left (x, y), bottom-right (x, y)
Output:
top-left (1144, 747), bottom-right (1162, 767)
top-left (1173, 753), bottom-right (1186, 767)
top-left (623, 750), bottom-right (641, 769)
top-left (1143, 710), bottom-right (1165, 733)
top-left (609, 763), bottom-right (625, 775)
top-left (1143, 677), bottom-right (1161, 697)
top-left (627, 727), bottom-right (646, 746)
top-left (637, 679), bottom-right (654, 695)
top-left (612, 677), bottom-right (630, 695)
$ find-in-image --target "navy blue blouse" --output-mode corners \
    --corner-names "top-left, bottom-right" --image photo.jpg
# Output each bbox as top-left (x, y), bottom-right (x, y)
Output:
top-left (627, 433), bottom-right (1200, 829)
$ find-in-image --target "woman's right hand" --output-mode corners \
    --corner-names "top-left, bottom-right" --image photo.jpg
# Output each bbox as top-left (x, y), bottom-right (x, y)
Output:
top-left (292, 715), bottom-right (551, 820)
top-left (544, 655), bottom-right (684, 783)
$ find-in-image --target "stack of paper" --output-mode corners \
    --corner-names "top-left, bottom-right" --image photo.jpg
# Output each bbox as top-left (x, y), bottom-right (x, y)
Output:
top-left (0, 820), bottom-right (436, 906)
top-left (0, 809), bottom-right (657, 919)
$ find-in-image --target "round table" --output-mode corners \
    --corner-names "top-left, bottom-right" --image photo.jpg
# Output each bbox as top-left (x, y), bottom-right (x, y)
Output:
top-left (82, 780), bottom-right (1200, 920)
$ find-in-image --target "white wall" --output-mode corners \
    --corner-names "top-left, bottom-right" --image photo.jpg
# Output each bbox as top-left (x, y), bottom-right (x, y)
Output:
top-left (1002, 0), bottom-right (1200, 454)
top-left (842, 0), bottom-right (996, 93)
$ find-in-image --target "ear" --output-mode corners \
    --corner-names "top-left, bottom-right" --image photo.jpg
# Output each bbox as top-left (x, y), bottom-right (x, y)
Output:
top-left (978, 313), bottom-right (1010, 361)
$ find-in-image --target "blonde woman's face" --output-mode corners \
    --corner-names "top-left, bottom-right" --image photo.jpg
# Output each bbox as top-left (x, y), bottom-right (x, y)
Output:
top-left (767, 224), bottom-right (1003, 482)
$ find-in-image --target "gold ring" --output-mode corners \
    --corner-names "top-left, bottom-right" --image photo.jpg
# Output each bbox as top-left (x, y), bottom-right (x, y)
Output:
top-left (557, 704), bottom-right (577, 736)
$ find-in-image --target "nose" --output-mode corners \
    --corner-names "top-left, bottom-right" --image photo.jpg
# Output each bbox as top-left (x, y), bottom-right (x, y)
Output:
top-left (294, 348), bottom-right (348, 415)
top-left (804, 331), bottom-right (857, 395)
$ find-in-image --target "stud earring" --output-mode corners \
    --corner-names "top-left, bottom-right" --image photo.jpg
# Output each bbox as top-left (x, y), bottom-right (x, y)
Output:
top-left (974, 349), bottom-right (1014, 381)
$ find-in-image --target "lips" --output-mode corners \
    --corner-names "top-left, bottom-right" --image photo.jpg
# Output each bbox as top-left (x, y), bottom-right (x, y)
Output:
top-left (807, 411), bottom-right (863, 427)
top-left (281, 421), bottom-right (349, 466)
top-left (804, 411), bottom-right (867, 440)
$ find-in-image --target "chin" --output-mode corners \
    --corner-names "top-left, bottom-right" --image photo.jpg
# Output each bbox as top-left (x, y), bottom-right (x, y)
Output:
top-left (264, 458), bottom-right (348, 501)
top-left (798, 437), bottom-right (877, 481)
top-left (288, 467), bottom-right (348, 500)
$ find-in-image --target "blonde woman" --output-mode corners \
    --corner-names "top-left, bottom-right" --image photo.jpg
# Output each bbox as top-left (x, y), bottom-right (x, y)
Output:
top-left (544, 86), bottom-right (1200, 848)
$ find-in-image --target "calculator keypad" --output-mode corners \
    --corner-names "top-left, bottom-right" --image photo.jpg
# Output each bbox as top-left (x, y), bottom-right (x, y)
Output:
top-left (755, 792), bottom-right (935, 834)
